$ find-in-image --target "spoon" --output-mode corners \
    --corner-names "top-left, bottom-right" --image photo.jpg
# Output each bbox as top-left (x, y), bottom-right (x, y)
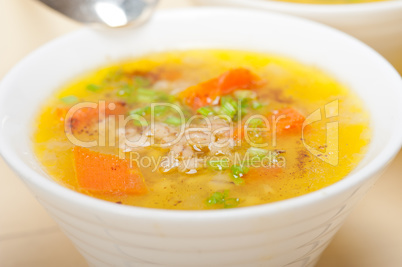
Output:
top-left (36, 0), bottom-right (159, 28)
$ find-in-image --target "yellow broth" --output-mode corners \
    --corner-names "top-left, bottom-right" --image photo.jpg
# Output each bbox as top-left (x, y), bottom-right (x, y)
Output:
top-left (33, 50), bottom-right (370, 210)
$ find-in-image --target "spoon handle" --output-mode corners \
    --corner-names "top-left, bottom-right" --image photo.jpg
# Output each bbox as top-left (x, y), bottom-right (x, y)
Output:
top-left (36, 0), bottom-right (159, 27)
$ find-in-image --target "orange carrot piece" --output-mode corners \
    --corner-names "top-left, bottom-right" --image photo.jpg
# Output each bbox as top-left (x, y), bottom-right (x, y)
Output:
top-left (69, 101), bottom-right (127, 132)
top-left (73, 146), bottom-right (147, 194)
top-left (218, 68), bottom-right (260, 94)
top-left (179, 79), bottom-right (220, 110)
top-left (70, 107), bottom-right (98, 130)
top-left (179, 68), bottom-right (260, 110)
top-left (235, 108), bottom-right (305, 142)
top-left (272, 107), bottom-right (305, 134)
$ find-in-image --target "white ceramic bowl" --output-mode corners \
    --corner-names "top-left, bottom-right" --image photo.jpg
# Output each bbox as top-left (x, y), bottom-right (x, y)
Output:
top-left (193, 0), bottom-right (402, 74)
top-left (1, 8), bottom-right (402, 267)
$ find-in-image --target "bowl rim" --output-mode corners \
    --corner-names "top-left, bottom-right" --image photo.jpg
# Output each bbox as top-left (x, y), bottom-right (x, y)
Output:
top-left (193, 0), bottom-right (402, 15)
top-left (1, 7), bottom-right (402, 222)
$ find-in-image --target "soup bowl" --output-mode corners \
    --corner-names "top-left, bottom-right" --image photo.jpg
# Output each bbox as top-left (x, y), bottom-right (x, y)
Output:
top-left (1, 8), bottom-right (402, 267)
top-left (193, 0), bottom-right (402, 74)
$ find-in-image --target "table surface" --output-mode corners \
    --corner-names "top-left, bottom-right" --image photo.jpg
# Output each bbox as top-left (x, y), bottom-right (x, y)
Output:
top-left (1, 0), bottom-right (402, 266)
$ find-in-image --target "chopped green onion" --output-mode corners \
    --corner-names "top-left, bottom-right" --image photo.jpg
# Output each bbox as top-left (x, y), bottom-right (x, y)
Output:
top-left (249, 118), bottom-right (264, 128)
top-left (207, 158), bottom-right (230, 171)
top-left (158, 93), bottom-right (176, 103)
top-left (240, 99), bottom-right (250, 108)
top-left (220, 102), bottom-right (237, 118)
top-left (251, 100), bottom-right (263, 109)
top-left (220, 96), bottom-right (238, 119)
top-left (136, 88), bottom-right (156, 102)
top-left (206, 190), bottom-right (240, 209)
top-left (206, 191), bottom-right (228, 205)
top-left (197, 106), bottom-right (215, 117)
top-left (221, 95), bottom-right (237, 107)
top-left (129, 106), bottom-right (151, 116)
top-left (165, 116), bottom-right (182, 126)
top-left (135, 88), bottom-right (173, 103)
top-left (133, 120), bottom-right (149, 127)
top-left (60, 95), bottom-right (79, 104)
top-left (153, 105), bottom-right (168, 116)
top-left (234, 90), bottom-right (257, 100)
top-left (129, 104), bottom-right (170, 117)
top-left (231, 164), bottom-right (250, 177)
top-left (230, 164), bottom-right (249, 185)
top-left (86, 84), bottom-right (102, 92)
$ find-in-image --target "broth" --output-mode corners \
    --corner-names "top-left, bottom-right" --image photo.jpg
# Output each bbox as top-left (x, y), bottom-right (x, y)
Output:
top-left (33, 50), bottom-right (370, 210)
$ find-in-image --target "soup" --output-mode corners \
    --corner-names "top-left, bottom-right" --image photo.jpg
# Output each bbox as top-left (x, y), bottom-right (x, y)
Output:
top-left (33, 50), bottom-right (370, 210)
top-left (272, 0), bottom-right (387, 4)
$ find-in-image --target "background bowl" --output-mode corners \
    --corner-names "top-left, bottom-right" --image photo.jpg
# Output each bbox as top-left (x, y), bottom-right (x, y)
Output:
top-left (1, 8), bottom-right (402, 267)
top-left (192, 0), bottom-right (402, 74)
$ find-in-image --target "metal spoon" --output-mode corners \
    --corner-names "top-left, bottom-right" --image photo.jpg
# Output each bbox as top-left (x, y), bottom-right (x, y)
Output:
top-left (36, 0), bottom-right (159, 28)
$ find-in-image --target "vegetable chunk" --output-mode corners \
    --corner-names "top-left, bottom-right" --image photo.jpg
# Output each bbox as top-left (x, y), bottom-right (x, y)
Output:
top-left (179, 68), bottom-right (261, 110)
top-left (73, 146), bottom-right (147, 194)
top-left (273, 107), bottom-right (305, 134)
top-left (68, 101), bottom-right (126, 133)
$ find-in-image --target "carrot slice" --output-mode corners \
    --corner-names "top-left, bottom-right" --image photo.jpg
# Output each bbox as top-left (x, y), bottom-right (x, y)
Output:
top-left (218, 68), bottom-right (260, 94)
top-left (179, 68), bottom-right (261, 110)
top-left (69, 101), bottom-right (127, 132)
top-left (272, 107), bottom-right (305, 134)
top-left (73, 146), bottom-right (147, 194)
top-left (235, 108), bottom-right (305, 142)
top-left (179, 79), bottom-right (220, 111)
